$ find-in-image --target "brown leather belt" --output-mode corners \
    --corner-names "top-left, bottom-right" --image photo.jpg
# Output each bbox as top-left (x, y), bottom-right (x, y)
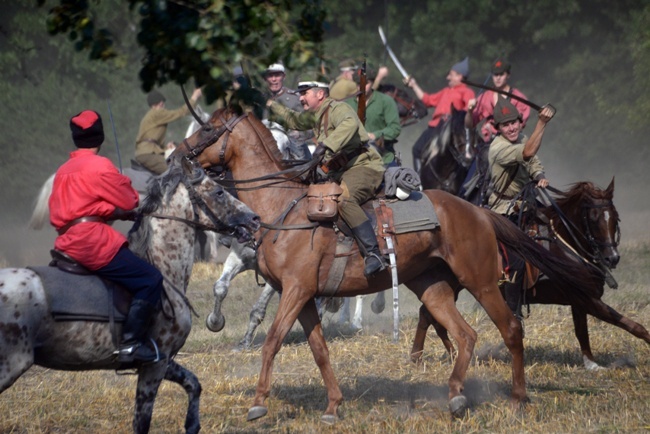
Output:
top-left (57, 216), bottom-right (106, 235)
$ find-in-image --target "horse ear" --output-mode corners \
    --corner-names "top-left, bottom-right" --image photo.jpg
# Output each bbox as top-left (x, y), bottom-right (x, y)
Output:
top-left (606, 176), bottom-right (615, 194)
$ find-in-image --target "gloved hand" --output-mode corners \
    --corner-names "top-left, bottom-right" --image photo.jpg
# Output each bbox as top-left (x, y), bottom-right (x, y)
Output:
top-left (312, 142), bottom-right (327, 160)
top-left (110, 207), bottom-right (138, 221)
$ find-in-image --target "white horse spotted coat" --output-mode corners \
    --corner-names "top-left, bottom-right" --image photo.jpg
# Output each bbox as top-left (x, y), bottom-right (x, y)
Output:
top-left (1, 159), bottom-right (259, 433)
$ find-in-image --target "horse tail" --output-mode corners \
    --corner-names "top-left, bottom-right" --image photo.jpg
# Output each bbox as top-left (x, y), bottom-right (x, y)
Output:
top-left (29, 173), bottom-right (56, 230)
top-left (483, 209), bottom-right (602, 301)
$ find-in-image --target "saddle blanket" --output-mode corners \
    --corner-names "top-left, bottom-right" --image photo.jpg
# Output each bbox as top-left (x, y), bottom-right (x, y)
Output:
top-left (28, 266), bottom-right (130, 322)
top-left (375, 191), bottom-right (439, 234)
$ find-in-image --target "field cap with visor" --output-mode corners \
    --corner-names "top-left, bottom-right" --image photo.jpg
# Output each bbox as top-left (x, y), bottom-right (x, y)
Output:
top-left (264, 63), bottom-right (285, 75)
top-left (296, 81), bottom-right (330, 93)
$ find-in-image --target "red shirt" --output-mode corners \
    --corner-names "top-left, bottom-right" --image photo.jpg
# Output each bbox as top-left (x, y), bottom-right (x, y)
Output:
top-left (49, 149), bottom-right (139, 270)
top-left (421, 83), bottom-right (475, 127)
top-left (471, 88), bottom-right (531, 143)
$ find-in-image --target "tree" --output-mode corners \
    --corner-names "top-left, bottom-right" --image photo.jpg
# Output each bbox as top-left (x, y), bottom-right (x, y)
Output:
top-left (43, 0), bottom-right (327, 102)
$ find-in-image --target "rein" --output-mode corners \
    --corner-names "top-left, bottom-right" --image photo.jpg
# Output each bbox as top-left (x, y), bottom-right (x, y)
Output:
top-left (518, 183), bottom-right (619, 287)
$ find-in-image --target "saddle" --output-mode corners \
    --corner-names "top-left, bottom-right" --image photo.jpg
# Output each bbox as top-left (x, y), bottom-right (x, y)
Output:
top-left (30, 250), bottom-right (133, 323)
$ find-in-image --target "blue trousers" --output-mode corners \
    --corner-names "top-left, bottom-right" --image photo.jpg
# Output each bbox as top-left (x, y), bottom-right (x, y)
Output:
top-left (95, 247), bottom-right (164, 304)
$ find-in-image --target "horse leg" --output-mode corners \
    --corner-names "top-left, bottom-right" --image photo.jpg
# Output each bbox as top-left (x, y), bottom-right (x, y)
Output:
top-left (351, 295), bottom-right (365, 330)
top-left (570, 306), bottom-right (602, 370)
top-left (577, 298), bottom-right (650, 367)
top-left (163, 359), bottom-right (202, 434)
top-left (248, 283), bottom-right (315, 421)
top-left (338, 297), bottom-right (351, 326)
top-left (132, 362), bottom-right (167, 434)
top-left (206, 244), bottom-right (254, 332)
top-left (297, 298), bottom-right (344, 423)
top-left (407, 272), bottom-right (477, 418)
top-left (469, 282), bottom-right (526, 406)
top-left (410, 304), bottom-right (456, 364)
top-left (235, 283), bottom-right (277, 351)
top-left (370, 290), bottom-right (386, 314)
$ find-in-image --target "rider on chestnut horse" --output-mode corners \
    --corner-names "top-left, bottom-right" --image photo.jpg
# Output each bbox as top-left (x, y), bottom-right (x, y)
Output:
top-left (266, 80), bottom-right (388, 277)
top-left (487, 98), bottom-right (556, 321)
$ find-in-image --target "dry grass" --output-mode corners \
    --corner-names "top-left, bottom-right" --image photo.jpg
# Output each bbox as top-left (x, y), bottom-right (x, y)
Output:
top-left (1, 242), bottom-right (649, 433)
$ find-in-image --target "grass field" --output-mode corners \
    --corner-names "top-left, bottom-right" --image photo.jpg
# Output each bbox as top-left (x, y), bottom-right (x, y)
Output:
top-left (0, 242), bottom-right (648, 433)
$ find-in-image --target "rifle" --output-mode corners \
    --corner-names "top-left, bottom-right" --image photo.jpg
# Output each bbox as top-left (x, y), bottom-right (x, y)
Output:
top-left (357, 56), bottom-right (367, 125)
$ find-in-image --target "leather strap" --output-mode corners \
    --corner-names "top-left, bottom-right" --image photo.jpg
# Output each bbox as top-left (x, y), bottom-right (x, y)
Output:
top-left (57, 216), bottom-right (106, 236)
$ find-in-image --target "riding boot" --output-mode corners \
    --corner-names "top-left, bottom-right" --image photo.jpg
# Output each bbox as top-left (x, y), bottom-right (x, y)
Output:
top-left (117, 299), bottom-right (165, 364)
top-left (351, 221), bottom-right (387, 277)
top-left (413, 157), bottom-right (422, 174)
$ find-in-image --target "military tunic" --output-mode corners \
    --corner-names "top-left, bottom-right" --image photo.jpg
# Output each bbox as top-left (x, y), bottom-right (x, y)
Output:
top-left (269, 97), bottom-right (385, 227)
top-left (329, 76), bottom-right (358, 101)
top-left (345, 90), bottom-right (402, 154)
top-left (487, 134), bottom-right (545, 215)
top-left (134, 100), bottom-right (198, 173)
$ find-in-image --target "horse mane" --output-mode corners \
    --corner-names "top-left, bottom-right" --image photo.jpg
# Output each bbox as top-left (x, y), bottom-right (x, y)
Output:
top-left (212, 106), bottom-right (288, 169)
top-left (128, 162), bottom-right (186, 259)
top-left (548, 181), bottom-right (617, 221)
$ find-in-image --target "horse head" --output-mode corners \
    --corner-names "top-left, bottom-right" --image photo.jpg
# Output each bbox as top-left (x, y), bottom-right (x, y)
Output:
top-left (378, 84), bottom-right (428, 126)
top-left (551, 178), bottom-right (620, 270)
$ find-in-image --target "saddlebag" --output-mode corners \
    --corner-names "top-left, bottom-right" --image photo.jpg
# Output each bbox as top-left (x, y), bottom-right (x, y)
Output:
top-left (306, 182), bottom-right (344, 222)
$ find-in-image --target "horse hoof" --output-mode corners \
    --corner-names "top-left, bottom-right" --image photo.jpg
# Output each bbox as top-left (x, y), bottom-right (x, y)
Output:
top-left (449, 395), bottom-right (469, 418)
top-left (321, 413), bottom-right (339, 425)
top-left (205, 313), bottom-right (225, 333)
top-left (232, 340), bottom-right (251, 353)
top-left (247, 406), bottom-right (268, 421)
top-left (371, 300), bottom-right (385, 314)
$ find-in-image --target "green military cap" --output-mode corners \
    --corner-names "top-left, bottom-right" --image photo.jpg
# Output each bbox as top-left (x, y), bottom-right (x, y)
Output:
top-left (493, 98), bottom-right (521, 125)
top-left (492, 57), bottom-right (511, 74)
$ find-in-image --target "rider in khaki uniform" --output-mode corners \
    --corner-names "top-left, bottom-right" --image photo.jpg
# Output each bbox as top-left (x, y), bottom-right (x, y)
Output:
top-left (329, 59), bottom-right (359, 101)
top-left (487, 97), bottom-right (555, 322)
top-left (267, 81), bottom-right (387, 277)
top-left (134, 88), bottom-right (201, 174)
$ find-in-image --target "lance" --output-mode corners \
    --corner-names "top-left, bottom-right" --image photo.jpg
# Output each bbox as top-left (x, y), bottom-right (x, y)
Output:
top-left (106, 99), bottom-right (123, 173)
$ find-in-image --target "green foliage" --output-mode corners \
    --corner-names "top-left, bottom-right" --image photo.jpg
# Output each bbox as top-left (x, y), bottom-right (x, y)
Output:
top-left (44, 0), bottom-right (327, 101)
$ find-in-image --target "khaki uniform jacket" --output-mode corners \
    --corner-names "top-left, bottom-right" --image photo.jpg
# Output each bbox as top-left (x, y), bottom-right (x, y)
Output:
top-left (269, 97), bottom-right (385, 180)
top-left (329, 76), bottom-right (358, 101)
top-left (135, 101), bottom-right (197, 157)
top-left (487, 134), bottom-right (545, 215)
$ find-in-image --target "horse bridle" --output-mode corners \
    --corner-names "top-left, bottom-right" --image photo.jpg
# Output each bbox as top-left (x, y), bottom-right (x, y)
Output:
top-left (581, 198), bottom-right (621, 252)
top-left (144, 166), bottom-right (240, 236)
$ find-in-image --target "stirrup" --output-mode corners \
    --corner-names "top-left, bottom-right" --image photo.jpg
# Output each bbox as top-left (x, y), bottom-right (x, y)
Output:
top-left (115, 338), bottom-right (164, 364)
top-left (364, 252), bottom-right (387, 277)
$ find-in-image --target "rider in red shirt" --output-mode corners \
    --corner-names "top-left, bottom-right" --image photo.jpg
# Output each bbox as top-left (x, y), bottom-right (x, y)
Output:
top-left (49, 110), bottom-right (165, 365)
top-left (405, 57), bottom-right (475, 173)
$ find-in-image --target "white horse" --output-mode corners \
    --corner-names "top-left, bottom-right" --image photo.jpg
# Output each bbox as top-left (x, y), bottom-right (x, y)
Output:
top-left (10, 158), bottom-right (259, 433)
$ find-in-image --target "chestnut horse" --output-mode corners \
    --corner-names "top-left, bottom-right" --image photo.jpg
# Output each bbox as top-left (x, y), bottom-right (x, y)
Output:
top-left (411, 180), bottom-right (650, 369)
top-left (175, 108), bottom-right (601, 421)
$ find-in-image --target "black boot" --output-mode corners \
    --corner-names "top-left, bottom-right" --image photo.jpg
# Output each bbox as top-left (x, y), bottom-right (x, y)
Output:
top-left (504, 281), bottom-right (523, 321)
top-left (117, 299), bottom-right (165, 364)
top-left (351, 221), bottom-right (387, 277)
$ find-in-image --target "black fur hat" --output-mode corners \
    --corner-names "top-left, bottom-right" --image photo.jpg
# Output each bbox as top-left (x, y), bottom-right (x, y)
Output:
top-left (70, 110), bottom-right (104, 148)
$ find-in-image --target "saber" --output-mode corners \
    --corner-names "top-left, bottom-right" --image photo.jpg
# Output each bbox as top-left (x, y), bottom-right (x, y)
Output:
top-left (378, 26), bottom-right (410, 79)
top-left (462, 78), bottom-right (555, 113)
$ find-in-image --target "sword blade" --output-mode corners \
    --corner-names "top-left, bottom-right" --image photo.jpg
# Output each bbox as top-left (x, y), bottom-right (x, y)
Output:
top-left (378, 26), bottom-right (409, 79)
top-left (462, 78), bottom-right (544, 112)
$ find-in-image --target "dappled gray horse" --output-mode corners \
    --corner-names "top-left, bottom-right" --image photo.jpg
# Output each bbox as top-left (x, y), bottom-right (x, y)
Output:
top-left (11, 158), bottom-right (259, 433)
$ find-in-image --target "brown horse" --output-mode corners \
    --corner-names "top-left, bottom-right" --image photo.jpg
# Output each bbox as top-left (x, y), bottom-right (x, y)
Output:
top-left (411, 179), bottom-right (650, 369)
top-left (175, 108), bottom-right (602, 422)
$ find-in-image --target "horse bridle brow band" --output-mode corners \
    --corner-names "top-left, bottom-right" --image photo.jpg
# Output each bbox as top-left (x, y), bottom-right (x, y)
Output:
top-left (181, 113), bottom-right (247, 164)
